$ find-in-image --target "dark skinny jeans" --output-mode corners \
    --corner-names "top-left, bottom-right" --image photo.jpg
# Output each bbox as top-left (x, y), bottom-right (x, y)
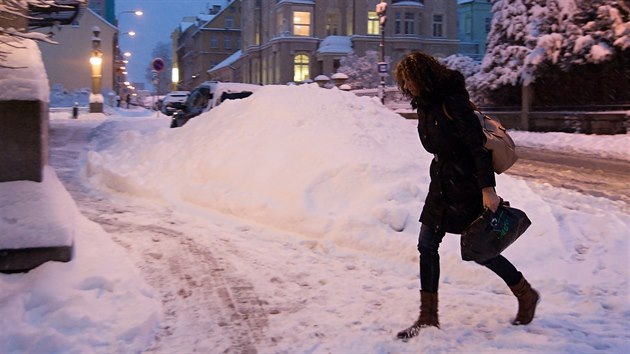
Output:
top-left (417, 223), bottom-right (522, 293)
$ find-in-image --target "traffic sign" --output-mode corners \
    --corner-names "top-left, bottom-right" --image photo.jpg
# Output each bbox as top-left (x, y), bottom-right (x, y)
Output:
top-left (152, 57), bottom-right (165, 72)
top-left (377, 62), bottom-right (388, 74)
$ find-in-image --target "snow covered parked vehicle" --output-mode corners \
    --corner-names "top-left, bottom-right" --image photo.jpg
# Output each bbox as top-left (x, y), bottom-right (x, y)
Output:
top-left (170, 82), bottom-right (260, 128)
top-left (161, 91), bottom-right (190, 115)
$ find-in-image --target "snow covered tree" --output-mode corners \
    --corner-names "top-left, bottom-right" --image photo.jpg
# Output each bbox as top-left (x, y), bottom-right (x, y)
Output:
top-left (531, 0), bottom-right (630, 106)
top-left (468, 0), bottom-right (542, 105)
top-left (337, 50), bottom-right (391, 89)
top-left (471, 0), bottom-right (630, 106)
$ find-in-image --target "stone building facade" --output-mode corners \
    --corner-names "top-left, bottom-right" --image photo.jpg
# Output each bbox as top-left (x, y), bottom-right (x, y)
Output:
top-left (174, 1), bottom-right (242, 90)
top-left (232, 0), bottom-right (459, 85)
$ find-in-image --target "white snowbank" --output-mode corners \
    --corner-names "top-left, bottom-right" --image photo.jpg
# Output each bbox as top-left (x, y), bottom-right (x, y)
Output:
top-left (0, 167), bottom-right (74, 248)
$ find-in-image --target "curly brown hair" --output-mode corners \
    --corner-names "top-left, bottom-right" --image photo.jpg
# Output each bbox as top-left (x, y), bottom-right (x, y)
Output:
top-left (395, 52), bottom-right (454, 108)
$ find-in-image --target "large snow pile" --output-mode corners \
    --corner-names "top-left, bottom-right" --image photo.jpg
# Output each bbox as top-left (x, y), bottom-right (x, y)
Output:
top-left (88, 85), bottom-right (427, 258)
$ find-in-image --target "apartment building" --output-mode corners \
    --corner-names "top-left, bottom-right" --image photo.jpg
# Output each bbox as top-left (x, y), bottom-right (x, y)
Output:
top-left (174, 1), bottom-right (242, 90)
top-left (226, 0), bottom-right (459, 85)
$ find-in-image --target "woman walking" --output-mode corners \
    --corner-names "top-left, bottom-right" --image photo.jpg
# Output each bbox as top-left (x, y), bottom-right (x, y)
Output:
top-left (394, 52), bottom-right (540, 340)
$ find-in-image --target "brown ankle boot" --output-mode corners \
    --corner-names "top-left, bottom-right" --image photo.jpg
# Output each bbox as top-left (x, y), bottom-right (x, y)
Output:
top-left (509, 277), bottom-right (540, 325)
top-left (397, 291), bottom-right (439, 341)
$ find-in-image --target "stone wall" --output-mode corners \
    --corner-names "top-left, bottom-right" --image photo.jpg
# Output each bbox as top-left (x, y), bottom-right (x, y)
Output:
top-left (0, 100), bottom-right (49, 182)
top-left (397, 109), bottom-right (628, 135)
top-left (486, 111), bottom-right (628, 135)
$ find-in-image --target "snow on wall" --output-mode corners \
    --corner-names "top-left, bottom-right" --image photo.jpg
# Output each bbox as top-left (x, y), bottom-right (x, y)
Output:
top-left (0, 38), bottom-right (49, 102)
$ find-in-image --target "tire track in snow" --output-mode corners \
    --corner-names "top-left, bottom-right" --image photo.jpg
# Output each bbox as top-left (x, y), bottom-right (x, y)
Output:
top-left (49, 121), bottom-right (270, 353)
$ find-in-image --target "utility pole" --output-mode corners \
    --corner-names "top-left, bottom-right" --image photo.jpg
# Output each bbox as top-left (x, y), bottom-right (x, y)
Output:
top-left (376, 1), bottom-right (388, 105)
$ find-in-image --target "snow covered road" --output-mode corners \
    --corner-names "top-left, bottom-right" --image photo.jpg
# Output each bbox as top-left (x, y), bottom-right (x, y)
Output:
top-left (50, 120), bottom-right (271, 353)
top-left (508, 147), bottom-right (630, 205)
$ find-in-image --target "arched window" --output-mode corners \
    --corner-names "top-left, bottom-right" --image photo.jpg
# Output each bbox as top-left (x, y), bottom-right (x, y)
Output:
top-left (294, 54), bottom-right (310, 82)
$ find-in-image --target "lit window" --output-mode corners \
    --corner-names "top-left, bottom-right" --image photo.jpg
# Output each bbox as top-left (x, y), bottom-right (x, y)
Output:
top-left (294, 54), bottom-right (309, 82)
top-left (367, 11), bottom-right (379, 35)
top-left (293, 11), bottom-right (311, 36)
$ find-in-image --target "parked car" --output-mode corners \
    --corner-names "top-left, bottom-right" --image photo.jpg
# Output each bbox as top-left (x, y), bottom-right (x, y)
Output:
top-left (170, 82), bottom-right (260, 128)
top-left (161, 91), bottom-right (190, 115)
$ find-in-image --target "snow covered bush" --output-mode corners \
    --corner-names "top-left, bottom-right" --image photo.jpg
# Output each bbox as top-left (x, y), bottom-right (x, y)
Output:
top-left (439, 54), bottom-right (481, 79)
top-left (337, 51), bottom-right (391, 89)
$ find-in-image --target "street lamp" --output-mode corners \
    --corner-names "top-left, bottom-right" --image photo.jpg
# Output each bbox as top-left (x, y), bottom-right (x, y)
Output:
top-left (122, 31), bottom-right (136, 36)
top-left (89, 26), bottom-right (103, 113)
top-left (116, 10), bottom-right (143, 23)
top-left (376, 0), bottom-right (388, 104)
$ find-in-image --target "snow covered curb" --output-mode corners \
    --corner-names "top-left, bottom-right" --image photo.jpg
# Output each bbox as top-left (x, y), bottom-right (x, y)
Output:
top-left (0, 168), bottom-right (162, 353)
top-left (510, 130), bottom-right (630, 161)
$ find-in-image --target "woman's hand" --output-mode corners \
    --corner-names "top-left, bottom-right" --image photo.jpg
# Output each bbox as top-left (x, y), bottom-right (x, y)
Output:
top-left (482, 187), bottom-right (501, 212)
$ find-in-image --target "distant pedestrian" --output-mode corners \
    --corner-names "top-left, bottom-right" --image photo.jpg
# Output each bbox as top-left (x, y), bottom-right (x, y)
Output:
top-left (125, 94), bottom-right (131, 108)
top-left (72, 102), bottom-right (79, 119)
top-left (115, 94), bottom-right (121, 107)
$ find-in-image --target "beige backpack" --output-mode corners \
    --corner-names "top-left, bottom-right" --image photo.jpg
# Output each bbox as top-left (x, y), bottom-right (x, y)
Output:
top-left (442, 101), bottom-right (518, 174)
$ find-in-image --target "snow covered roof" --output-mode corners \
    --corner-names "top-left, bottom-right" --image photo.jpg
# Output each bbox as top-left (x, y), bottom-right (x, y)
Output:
top-left (208, 50), bottom-right (242, 73)
top-left (197, 14), bottom-right (214, 22)
top-left (317, 36), bottom-right (353, 54)
top-left (179, 16), bottom-right (197, 32)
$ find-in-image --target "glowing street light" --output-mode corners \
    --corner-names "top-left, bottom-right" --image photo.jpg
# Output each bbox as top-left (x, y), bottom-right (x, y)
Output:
top-left (123, 51), bottom-right (132, 57)
top-left (89, 55), bottom-right (102, 67)
top-left (122, 31), bottom-right (136, 36)
top-left (117, 10), bottom-right (143, 22)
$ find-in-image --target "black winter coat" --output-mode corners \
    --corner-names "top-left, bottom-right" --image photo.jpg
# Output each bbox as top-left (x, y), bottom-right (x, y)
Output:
top-left (416, 82), bottom-right (495, 234)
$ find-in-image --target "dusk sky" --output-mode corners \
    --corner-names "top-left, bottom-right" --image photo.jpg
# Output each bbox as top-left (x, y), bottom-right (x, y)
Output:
top-left (115, 0), bottom-right (218, 90)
